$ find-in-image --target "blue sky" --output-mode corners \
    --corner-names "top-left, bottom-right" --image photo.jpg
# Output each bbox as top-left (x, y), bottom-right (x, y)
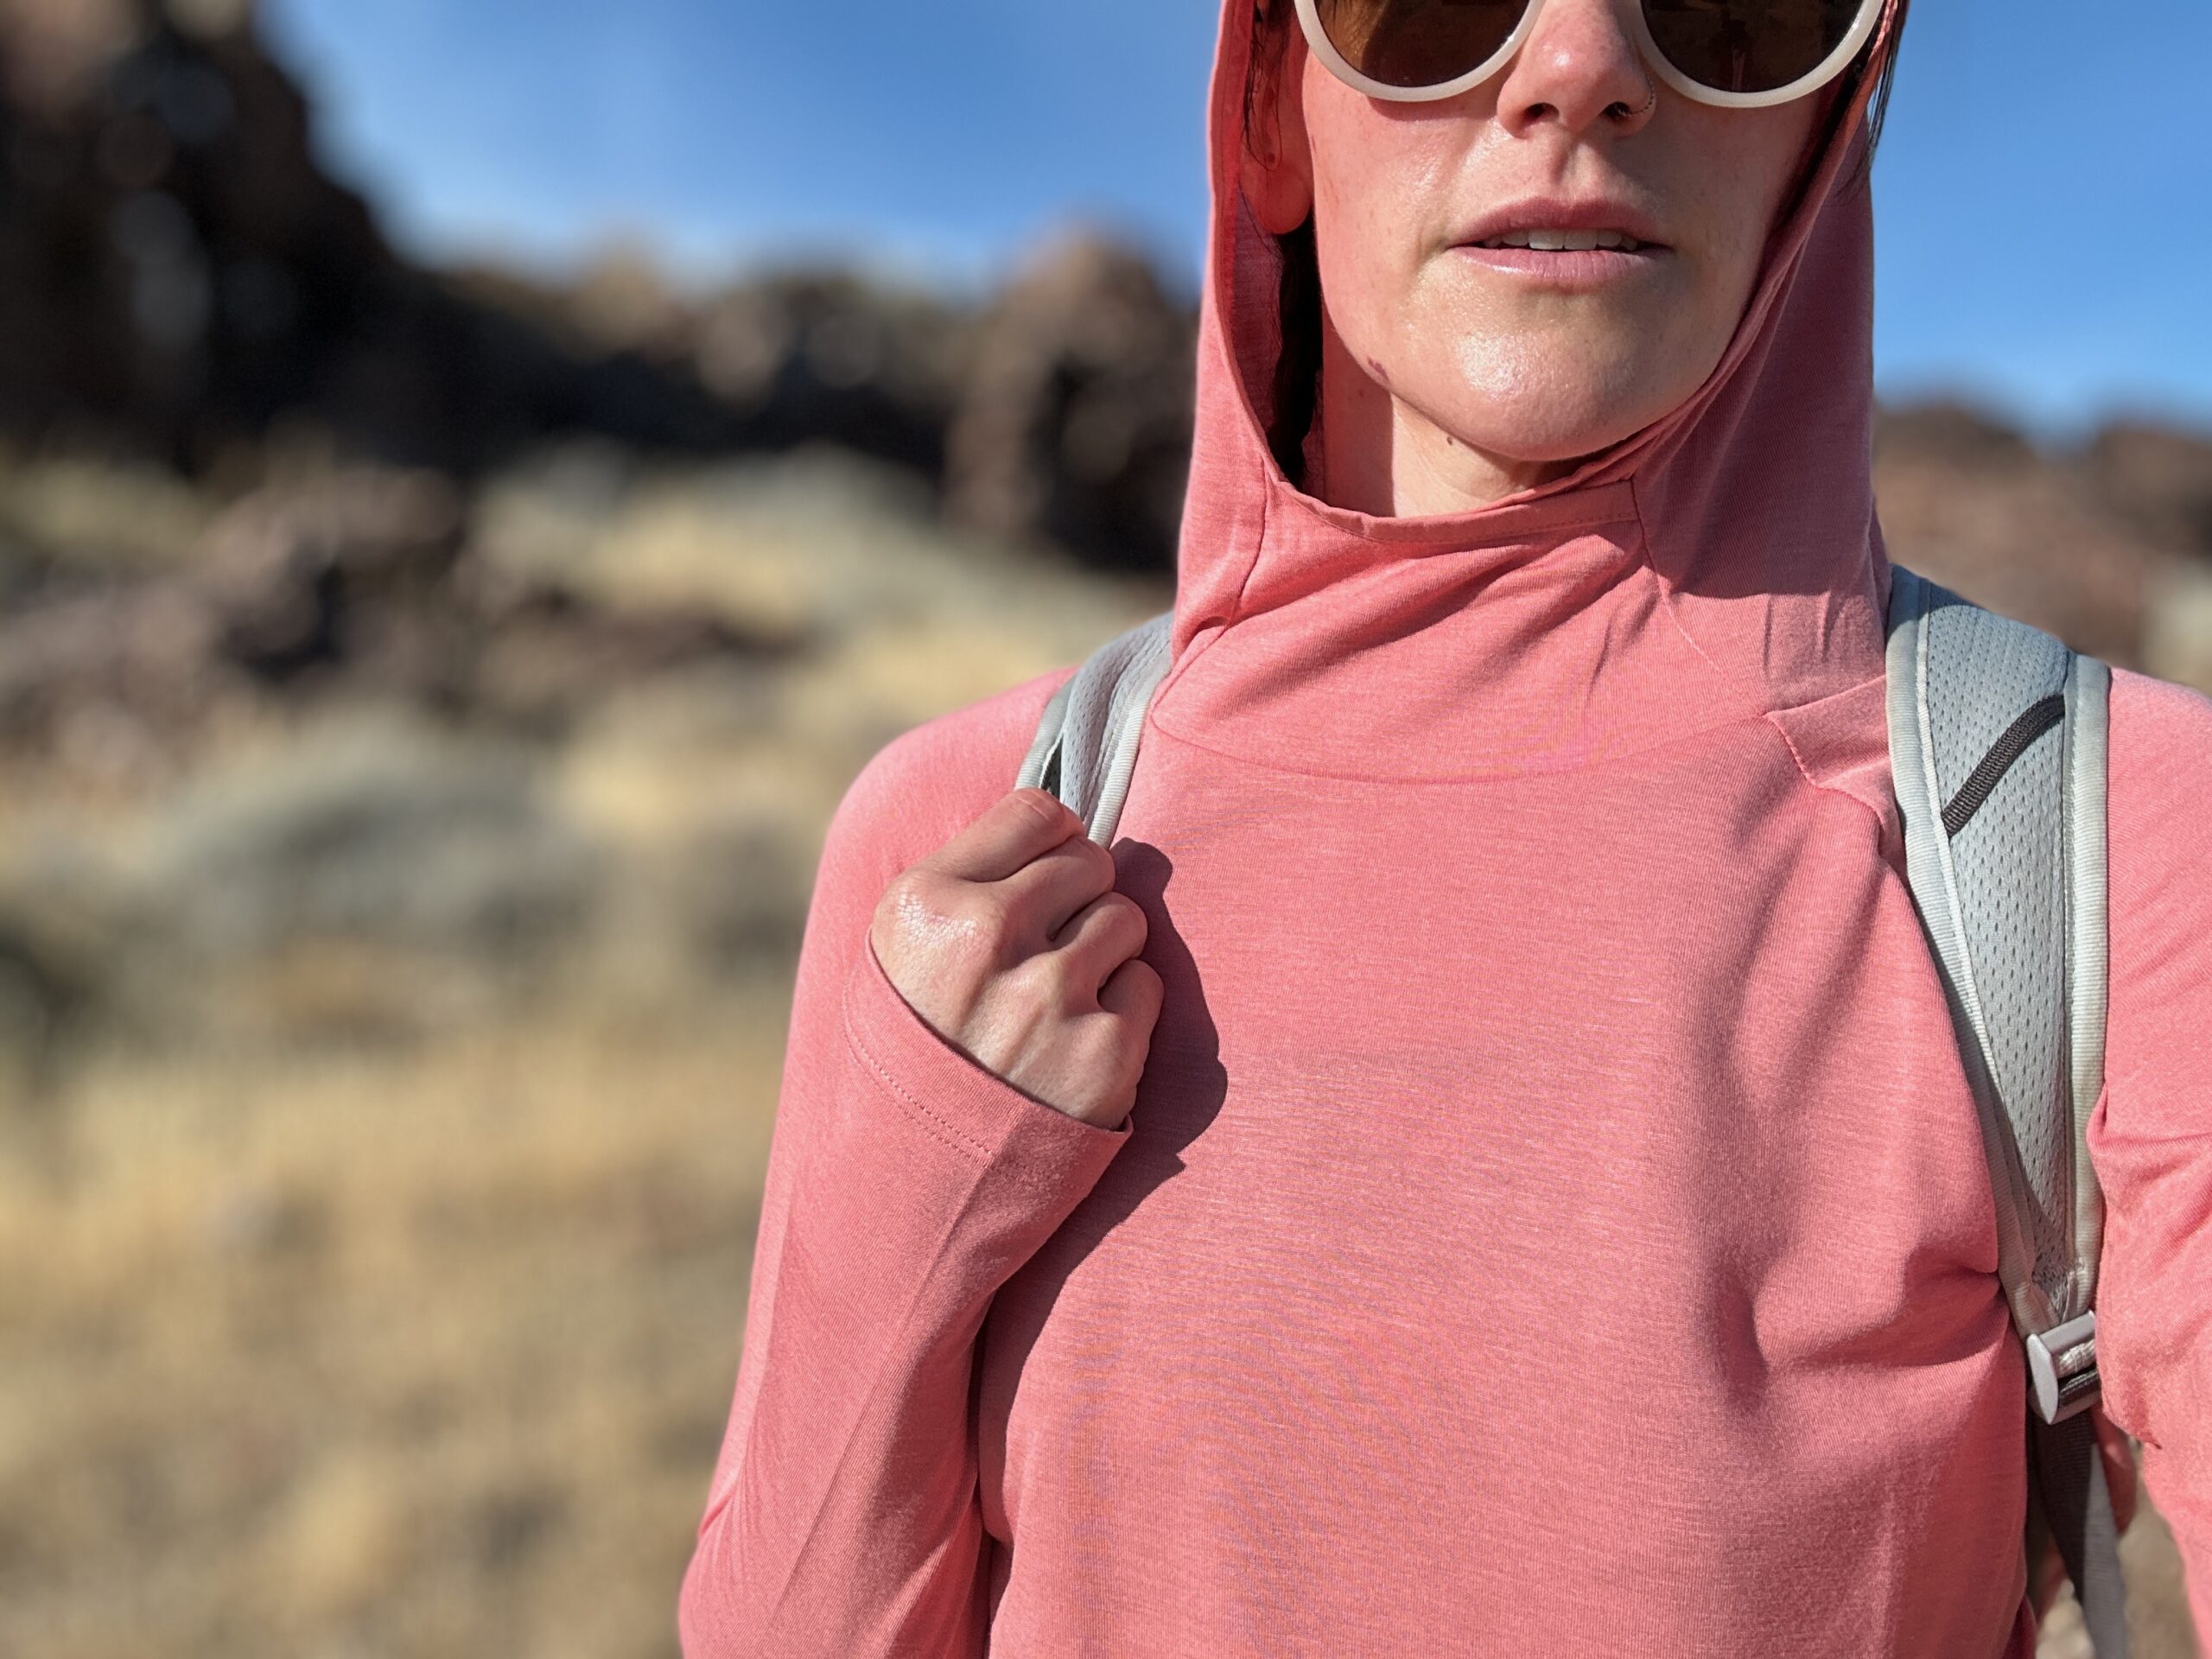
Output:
top-left (257, 0), bottom-right (2211, 443)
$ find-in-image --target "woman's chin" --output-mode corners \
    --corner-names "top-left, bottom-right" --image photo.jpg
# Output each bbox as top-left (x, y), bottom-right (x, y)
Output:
top-left (1419, 384), bottom-right (1669, 470)
top-left (1427, 327), bottom-right (1696, 449)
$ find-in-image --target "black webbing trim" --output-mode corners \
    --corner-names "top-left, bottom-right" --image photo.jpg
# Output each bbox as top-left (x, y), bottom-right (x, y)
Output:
top-left (1942, 694), bottom-right (2066, 838)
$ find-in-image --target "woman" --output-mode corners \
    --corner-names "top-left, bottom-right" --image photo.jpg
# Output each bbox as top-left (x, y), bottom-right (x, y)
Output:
top-left (680, 0), bottom-right (2212, 1652)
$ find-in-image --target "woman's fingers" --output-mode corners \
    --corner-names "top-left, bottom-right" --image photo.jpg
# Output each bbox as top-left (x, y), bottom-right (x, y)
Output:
top-left (1090, 957), bottom-right (1165, 1128)
top-left (1048, 888), bottom-right (1150, 994)
top-left (926, 787), bottom-right (1084, 885)
top-left (1001, 830), bottom-right (1119, 942)
top-left (1096, 952), bottom-right (1163, 1027)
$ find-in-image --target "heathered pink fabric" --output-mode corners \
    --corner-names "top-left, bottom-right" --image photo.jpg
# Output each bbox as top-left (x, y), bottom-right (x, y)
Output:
top-left (680, 2), bottom-right (2212, 1652)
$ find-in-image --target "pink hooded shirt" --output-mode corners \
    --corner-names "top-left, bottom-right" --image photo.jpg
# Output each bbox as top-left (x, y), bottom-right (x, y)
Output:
top-left (679, 2), bottom-right (2212, 1652)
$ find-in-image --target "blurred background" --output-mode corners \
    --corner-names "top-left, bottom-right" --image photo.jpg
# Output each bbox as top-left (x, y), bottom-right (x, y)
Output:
top-left (0, 2), bottom-right (2202, 1655)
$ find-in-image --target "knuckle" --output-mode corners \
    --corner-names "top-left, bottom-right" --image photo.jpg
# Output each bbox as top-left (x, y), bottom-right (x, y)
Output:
top-left (951, 888), bottom-right (1019, 958)
top-left (877, 863), bottom-right (922, 909)
top-left (876, 866), bottom-right (939, 931)
top-left (1007, 947), bottom-right (1075, 1014)
top-left (1117, 961), bottom-right (1165, 1025)
top-left (889, 861), bottom-right (954, 910)
top-left (1073, 893), bottom-right (1144, 959)
top-left (870, 871), bottom-right (918, 939)
top-left (879, 871), bottom-right (1013, 969)
top-left (1012, 787), bottom-right (1075, 835)
top-left (1107, 890), bottom-right (1149, 942)
top-left (1071, 846), bottom-right (1120, 908)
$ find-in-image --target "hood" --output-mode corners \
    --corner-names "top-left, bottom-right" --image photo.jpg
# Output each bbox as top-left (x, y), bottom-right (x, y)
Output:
top-left (1153, 0), bottom-right (1907, 785)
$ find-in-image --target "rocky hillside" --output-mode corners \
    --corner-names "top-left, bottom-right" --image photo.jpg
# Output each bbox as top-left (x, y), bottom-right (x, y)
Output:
top-left (1874, 401), bottom-right (2212, 683)
top-left (0, 0), bottom-right (1198, 566)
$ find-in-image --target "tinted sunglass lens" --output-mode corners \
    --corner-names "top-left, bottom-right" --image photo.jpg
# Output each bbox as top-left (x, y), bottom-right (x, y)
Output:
top-left (1313, 0), bottom-right (1529, 91)
top-left (1642, 0), bottom-right (1866, 96)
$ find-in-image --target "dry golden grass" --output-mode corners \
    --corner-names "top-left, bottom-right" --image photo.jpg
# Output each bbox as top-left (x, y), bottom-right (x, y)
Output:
top-left (0, 980), bottom-right (788, 1659)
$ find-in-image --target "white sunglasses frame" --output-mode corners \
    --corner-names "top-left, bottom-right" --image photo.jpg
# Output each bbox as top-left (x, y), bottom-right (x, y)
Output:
top-left (1291, 0), bottom-right (1886, 111)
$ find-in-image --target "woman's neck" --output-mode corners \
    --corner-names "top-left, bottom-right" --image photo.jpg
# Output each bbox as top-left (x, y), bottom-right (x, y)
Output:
top-left (1311, 305), bottom-right (1580, 518)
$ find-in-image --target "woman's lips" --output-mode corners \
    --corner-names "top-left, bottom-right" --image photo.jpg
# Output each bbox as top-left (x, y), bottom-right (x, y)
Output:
top-left (1451, 243), bottom-right (1671, 289)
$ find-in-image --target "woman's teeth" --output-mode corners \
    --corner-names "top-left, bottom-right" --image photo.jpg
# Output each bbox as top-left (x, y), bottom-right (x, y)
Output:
top-left (1474, 228), bottom-right (1649, 251)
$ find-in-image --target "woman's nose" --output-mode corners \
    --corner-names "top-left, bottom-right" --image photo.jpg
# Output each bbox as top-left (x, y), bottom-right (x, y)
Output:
top-left (1491, 0), bottom-right (1656, 137)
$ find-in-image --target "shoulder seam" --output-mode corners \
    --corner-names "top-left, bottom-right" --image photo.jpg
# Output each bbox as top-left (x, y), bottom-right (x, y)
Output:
top-left (1760, 704), bottom-right (1893, 839)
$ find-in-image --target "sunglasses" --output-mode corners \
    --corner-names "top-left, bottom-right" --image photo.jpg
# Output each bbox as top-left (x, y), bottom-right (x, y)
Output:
top-left (1292, 0), bottom-right (1886, 110)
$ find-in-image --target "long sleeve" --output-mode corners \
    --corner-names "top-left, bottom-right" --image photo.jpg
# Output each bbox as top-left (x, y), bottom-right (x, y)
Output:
top-left (677, 671), bottom-right (1131, 1656)
top-left (2089, 665), bottom-right (2212, 1641)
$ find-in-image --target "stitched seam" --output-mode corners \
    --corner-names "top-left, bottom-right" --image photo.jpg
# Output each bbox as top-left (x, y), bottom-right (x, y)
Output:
top-left (1281, 505), bottom-right (1643, 549)
top-left (1630, 473), bottom-right (1773, 722)
top-left (1627, 474), bottom-right (1893, 842)
top-left (1385, 507), bottom-right (1644, 539)
top-left (1164, 461), bottom-right (1638, 725)
top-left (1323, 507), bottom-right (1642, 541)
top-left (1147, 462), bottom-right (1268, 728)
top-left (1759, 705), bottom-right (1891, 839)
top-left (842, 961), bottom-right (996, 1166)
top-left (1232, 457), bottom-right (1269, 620)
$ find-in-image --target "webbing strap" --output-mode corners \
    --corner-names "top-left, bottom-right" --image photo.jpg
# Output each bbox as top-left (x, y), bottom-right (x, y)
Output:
top-left (2031, 1411), bottom-right (2130, 1656)
top-left (1016, 610), bottom-right (1174, 846)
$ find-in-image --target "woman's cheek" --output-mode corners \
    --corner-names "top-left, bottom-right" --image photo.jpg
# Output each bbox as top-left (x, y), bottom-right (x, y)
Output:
top-left (1313, 208), bottom-right (1411, 366)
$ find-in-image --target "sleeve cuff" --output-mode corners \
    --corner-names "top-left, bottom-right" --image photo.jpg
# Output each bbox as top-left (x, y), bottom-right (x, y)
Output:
top-left (842, 931), bottom-right (1134, 1188)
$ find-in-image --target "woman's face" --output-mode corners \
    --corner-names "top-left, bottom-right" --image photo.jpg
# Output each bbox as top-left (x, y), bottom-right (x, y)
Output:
top-left (1243, 0), bottom-right (1840, 486)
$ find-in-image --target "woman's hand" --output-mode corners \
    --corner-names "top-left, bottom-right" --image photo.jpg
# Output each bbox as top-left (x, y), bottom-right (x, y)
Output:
top-left (868, 787), bottom-right (1162, 1129)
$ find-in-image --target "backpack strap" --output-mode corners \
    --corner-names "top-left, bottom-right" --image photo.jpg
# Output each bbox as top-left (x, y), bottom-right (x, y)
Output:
top-left (1884, 563), bottom-right (2126, 1656)
top-left (1016, 610), bottom-right (1175, 846)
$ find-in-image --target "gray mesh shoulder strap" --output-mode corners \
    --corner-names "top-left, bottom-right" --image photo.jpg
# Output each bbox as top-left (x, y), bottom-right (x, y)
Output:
top-left (1016, 610), bottom-right (1175, 846)
top-left (1884, 563), bottom-right (2126, 1656)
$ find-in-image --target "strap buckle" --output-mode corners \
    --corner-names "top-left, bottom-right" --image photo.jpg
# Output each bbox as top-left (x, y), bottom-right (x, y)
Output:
top-left (2025, 1311), bottom-right (2101, 1424)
